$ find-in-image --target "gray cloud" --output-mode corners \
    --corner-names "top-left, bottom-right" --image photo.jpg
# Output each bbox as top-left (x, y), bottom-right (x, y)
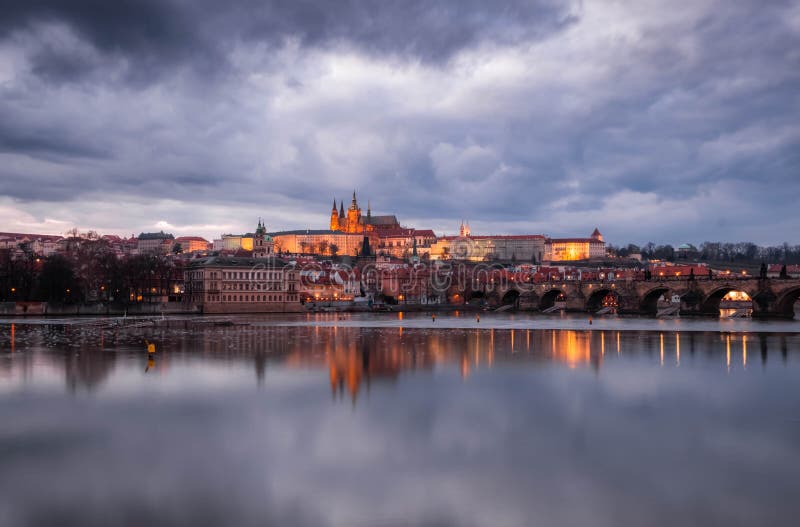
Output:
top-left (0, 0), bottom-right (798, 244)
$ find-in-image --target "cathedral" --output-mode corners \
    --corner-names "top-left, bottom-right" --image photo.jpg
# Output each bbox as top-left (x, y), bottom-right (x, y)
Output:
top-left (330, 191), bottom-right (400, 234)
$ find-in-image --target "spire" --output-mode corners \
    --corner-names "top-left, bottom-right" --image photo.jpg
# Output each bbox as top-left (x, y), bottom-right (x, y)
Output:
top-left (351, 190), bottom-right (358, 209)
top-left (367, 200), bottom-right (371, 218)
top-left (332, 198), bottom-right (337, 212)
top-left (339, 200), bottom-right (345, 217)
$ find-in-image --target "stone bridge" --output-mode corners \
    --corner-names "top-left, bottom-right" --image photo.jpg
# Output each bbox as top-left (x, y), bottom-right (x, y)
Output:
top-left (457, 277), bottom-right (800, 319)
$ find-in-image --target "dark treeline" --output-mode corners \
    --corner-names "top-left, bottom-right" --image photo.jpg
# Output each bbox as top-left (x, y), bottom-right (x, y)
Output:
top-left (0, 238), bottom-right (180, 304)
top-left (608, 242), bottom-right (800, 264)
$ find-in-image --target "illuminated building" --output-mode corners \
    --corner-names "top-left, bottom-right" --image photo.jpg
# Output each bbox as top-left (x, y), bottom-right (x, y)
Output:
top-left (430, 221), bottom-right (546, 262)
top-left (329, 191), bottom-right (400, 234)
top-left (270, 230), bottom-right (365, 256)
top-left (544, 228), bottom-right (605, 262)
top-left (175, 236), bottom-right (211, 253)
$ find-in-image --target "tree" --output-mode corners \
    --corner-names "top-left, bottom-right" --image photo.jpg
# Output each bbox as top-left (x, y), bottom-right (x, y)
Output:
top-left (329, 244), bottom-right (339, 260)
top-left (173, 242), bottom-right (183, 254)
top-left (0, 250), bottom-right (37, 301)
top-left (38, 255), bottom-right (79, 303)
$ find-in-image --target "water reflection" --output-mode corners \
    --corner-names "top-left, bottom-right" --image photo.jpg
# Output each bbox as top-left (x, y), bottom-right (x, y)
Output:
top-left (1, 322), bottom-right (800, 527)
top-left (1, 324), bottom-right (798, 395)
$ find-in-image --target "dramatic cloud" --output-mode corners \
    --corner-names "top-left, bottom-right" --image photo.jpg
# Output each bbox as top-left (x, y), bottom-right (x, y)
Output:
top-left (0, 0), bottom-right (798, 243)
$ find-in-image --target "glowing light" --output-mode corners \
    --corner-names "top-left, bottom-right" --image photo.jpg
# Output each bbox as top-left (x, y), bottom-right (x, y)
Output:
top-left (726, 335), bottom-right (731, 372)
top-left (743, 335), bottom-right (747, 369)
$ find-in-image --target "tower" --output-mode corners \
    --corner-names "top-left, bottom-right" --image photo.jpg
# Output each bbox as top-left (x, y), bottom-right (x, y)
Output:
top-left (330, 199), bottom-right (339, 231)
top-left (346, 191), bottom-right (362, 233)
top-left (591, 228), bottom-right (603, 242)
top-left (253, 218), bottom-right (273, 258)
top-left (459, 220), bottom-right (471, 237)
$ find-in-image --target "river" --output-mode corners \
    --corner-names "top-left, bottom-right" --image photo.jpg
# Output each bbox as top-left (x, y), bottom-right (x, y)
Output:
top-left (1, 313), bottom-right (799, 526)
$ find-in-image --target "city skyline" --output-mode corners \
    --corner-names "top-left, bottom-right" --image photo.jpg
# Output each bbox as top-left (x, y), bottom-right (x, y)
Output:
top-left (1, 1), bottom-right (799, 244)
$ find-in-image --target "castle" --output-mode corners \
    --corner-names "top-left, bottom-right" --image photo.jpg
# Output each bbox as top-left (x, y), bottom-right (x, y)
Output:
top-left (330, 191), bottom-right (400, 234)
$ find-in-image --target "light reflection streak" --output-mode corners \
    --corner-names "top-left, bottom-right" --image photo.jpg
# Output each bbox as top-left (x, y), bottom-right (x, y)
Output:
top-left (727, 334), bottom-right (731, 373)
top-left (743, 334), bottom-right (747, 369)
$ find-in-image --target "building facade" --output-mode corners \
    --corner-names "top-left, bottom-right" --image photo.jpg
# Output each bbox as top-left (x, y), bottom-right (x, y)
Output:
top-left (137, 232), bottom-right (175, 254)
top-left (376, 228), bottom-right (437, 258)
top-left (545, 229), bottom-right (605, 261)
top-left (175, 236), bottom-right (211, 253)
top-left (271, 230), bottom-right (365, 257)
top-left (183, 256), bottom-right (302, 313)
top-left (429, 223), bottom-right (546, 262)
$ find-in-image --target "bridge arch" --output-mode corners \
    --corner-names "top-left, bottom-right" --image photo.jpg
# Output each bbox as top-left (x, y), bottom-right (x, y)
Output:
top-left (640, 287), bottom-right (670, 316)
top-left (699, 286), bottom-right (754, 315)
top-left (501, 289), bottom-right (520, 307)
top-left (465, 290), bottom-right (485, 302)
top-left (776, 287), bottom-right (800, 318)
top-left (539, 288), bottom-right (566, 311)
top-left (585, 288), bottom-right (618, 313)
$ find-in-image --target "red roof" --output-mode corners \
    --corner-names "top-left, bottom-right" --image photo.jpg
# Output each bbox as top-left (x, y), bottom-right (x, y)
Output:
top-left (548, 238), bottom-right (601, 243)
top-left (0, 232), bottom-right (62, 241)
top-left (377, 228), bottom-right (437, 238)
top-left (438, 234), bottom-right (545, 241)
top-left (176, 236), bottom-right (210, 243)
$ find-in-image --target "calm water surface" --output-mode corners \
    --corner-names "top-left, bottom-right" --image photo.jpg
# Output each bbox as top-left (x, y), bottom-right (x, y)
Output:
top-left (1, 313), bottom-right (800, 527)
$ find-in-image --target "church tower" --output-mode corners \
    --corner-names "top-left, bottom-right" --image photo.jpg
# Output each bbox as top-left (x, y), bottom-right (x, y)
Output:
top-left (330, 199), bottom-right (339, 231)
top-left (346, 190), bottom-right (362, 233)
top-left (253, 218), bottom-right (274, 258)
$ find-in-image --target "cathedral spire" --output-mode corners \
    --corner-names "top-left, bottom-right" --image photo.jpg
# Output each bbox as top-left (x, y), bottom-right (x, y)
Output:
top-left (351, 190), bottom-right (358, 209)
top-left (339, 200), bottom-right (345, 217)
top-left (332, 198), bottom-right (337, 211)
top-left (367, 200), bottom-right (371, 218)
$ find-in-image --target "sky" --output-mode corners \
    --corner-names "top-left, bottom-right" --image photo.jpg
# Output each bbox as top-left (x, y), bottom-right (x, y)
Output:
top-left (0, 0), bottom-right (798, 246)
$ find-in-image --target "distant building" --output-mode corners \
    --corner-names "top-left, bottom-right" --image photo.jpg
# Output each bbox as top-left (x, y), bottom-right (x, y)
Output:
top-left (430, 222), bottom-right (545, 262)
top-left (183, 256), bottom-right (302, 313)
top-left (0, 232), bottom-right (61, 258)
top-left (137, 232), bottom-right (175, 254)
top-left (376, 228), bottom-right (437, 258)
top-left (545, 228), bottom-right (605, 262)
top-left (252, 219), bottom-right (274, 258)
top-left (214, 234), bottom-right (247, 251)
top-left (675, 243), bottom-right (699, 259)
top-left (768, 264), bottom-right (800, 278)
top-left (175, 236), bottom-right (210, 253)
top-left (270, 229), bottom-right (364, 257)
